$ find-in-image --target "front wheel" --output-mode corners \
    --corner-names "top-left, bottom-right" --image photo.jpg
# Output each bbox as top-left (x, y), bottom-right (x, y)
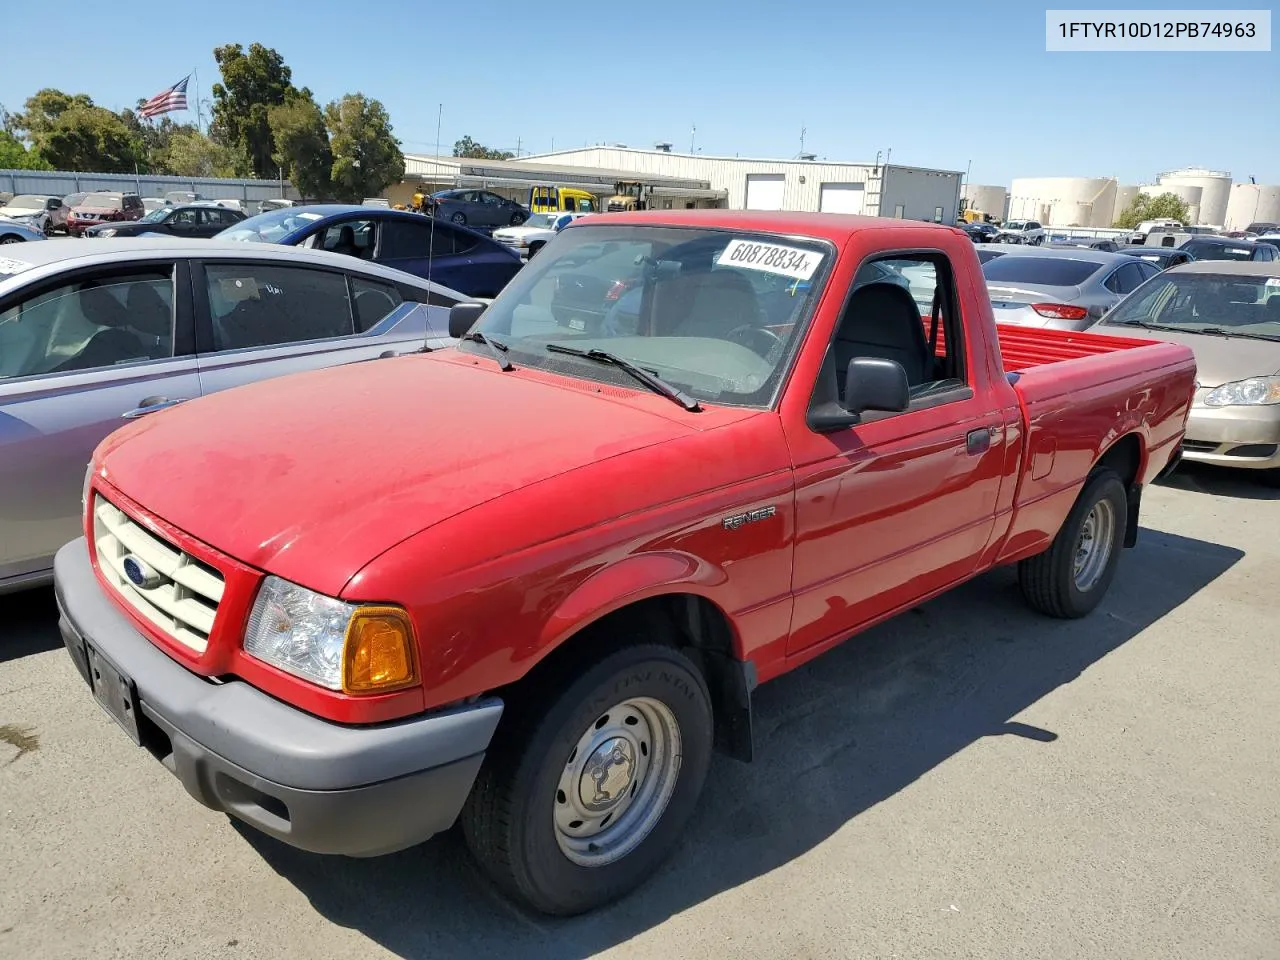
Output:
top-left (1018, 467), bottom-right (1127, 618)
top-left (0, 234), bottom-right (23, 244)
top-left (509, 211), bottom-right (527, 226)
top-left (462, 643), bottom-right (713, 915)
top-left (450, 211), bottom-right (467, 225)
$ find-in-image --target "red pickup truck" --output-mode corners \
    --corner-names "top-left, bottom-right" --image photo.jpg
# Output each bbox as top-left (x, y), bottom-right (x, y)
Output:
top-left (57, 211), bottom-right (1195, 915)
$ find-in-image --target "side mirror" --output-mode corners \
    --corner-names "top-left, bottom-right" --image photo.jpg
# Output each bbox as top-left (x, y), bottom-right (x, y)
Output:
top-left (843, 357), bottom-right (911, 415)
top-left (448, 301), bottom-right (487, 339)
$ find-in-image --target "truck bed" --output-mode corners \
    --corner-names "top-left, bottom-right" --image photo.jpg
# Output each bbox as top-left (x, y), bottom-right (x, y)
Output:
top-left (995, 324), bottom-right (1163, 373)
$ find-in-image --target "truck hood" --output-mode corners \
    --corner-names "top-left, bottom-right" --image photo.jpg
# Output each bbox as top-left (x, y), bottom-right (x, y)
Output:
top-left (95, 353), bottom-right (700, 595)
top-left (1090, 324), bottom-right (1280, 387)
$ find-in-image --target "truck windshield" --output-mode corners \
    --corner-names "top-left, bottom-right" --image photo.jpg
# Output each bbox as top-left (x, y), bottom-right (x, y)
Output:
top-left (467, 225), bottom-right (831, 408)
top-left (1101, 272), bottom-right (1280, 339)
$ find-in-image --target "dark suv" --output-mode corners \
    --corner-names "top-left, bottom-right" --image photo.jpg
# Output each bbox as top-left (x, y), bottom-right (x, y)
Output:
top-left (65, 193), bottom-right (145, 237)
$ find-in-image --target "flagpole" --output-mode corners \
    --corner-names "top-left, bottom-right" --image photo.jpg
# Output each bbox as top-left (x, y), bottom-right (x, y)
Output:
top-left (193, 68), bottom-right (201, 132)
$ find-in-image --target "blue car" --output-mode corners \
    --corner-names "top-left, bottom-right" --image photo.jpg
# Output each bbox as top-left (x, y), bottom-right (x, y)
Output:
top-left (216, 204), bottom-right (523, 297)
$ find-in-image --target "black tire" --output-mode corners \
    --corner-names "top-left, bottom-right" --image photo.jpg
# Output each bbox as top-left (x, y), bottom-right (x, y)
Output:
top-left (0, 234), bottom-right (23, 244)
top-left (509, 212), bottom-right (527, 226)
top-left (1018, 467), bottom-right (1127, 619)
top-left (451, 211), bottom-right (467, 225)
top-left (462, 643), bottom-right (713, 915)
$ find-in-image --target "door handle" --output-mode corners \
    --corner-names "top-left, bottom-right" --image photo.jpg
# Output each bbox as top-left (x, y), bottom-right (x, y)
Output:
top-left (122, 396), bottom-right (188, 419)
top-left (965, 427), bottom-right (992, 455)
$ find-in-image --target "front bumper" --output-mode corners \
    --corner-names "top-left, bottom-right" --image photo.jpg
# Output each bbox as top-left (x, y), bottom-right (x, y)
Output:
top-left (55, 539), bottom-right (503, 857)
top-left (1182, 404), bottom-right (1280, 470)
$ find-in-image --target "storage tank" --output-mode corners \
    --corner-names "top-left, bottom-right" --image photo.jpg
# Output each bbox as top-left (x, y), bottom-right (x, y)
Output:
top-left (1140, 182), bottom-right (1202, 225)
top-left (1156, 167), bottom-right (1231, 226)
top-left (1225, 184), bottom-right (1280, 231)
top-left (1009, 176), bottom-right (1117, 227)
top-left (962, 184), bottom-right (1007, 219)
top-left (1112, 184), bottom-right (1140, 223)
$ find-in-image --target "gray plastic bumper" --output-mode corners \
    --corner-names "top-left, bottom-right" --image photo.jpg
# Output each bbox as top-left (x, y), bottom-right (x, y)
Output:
top-left (55, 538), bottom-right (503, 857)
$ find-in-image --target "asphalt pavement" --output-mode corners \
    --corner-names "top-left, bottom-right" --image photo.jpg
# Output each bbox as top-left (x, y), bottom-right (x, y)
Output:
top-left (1, 463), bottom-right (1277, 960)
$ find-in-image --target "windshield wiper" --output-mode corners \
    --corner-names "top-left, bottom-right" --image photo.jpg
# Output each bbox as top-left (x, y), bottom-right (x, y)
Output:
top-left (544, 343), bottom-right (701, 411)
top-left (461, 331), bottom-right (512, 370)
top-left (1112, 320), bottom-right (1184, 332)
top-left (1194, 326), bottom-right (1280, 341)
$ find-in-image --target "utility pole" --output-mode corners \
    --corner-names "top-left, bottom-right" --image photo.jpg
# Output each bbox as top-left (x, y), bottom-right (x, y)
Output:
top-left (515, 137), bottom-right (522, 157)
top-left (799, 123), bottom-right (806, 158)
top-left (690, 123), bottom-right (696, 154)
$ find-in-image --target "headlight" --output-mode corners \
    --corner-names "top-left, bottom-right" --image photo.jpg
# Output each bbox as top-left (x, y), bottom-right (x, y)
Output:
top-left (95, 228), bottom-right (117, 238)
top-left (1202, 376), bottom-right (1280, 407)
top-left (245, 575), bottom-right (417, 693)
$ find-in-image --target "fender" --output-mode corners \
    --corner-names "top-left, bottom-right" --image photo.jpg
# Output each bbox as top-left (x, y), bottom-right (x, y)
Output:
top-left (539, 550), bottom-right (733, 652)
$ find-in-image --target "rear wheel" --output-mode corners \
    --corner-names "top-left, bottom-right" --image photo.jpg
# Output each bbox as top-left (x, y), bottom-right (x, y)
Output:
top-left (0, 234), bottom-right (23, 244)
top-left (451, 211), bottom-right (467, 225)
top-left (509, 211), bottom-right (527, 226)
top-left (462, 643), bottom-right (713, 915)
top-left (1019, 468), bottom-right (1127, 618)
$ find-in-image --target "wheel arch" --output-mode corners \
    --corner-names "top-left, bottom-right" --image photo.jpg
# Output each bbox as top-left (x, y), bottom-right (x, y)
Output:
top-left (1095, 432), bottom-right (1145, 547)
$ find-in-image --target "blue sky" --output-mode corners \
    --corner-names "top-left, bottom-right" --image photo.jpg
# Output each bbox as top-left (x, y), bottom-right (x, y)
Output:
top-left (2, 0), bottom-right (1276, 186)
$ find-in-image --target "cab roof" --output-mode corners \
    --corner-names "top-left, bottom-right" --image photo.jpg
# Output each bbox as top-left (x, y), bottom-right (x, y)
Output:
top-left (573, 209), bottom-right (964, 245)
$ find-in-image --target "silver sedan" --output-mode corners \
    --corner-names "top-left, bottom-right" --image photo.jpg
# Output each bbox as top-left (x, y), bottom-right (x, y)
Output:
top-left (0, 238), bottom-right (461, 593)
top-left (983, 247), bottom-right (1165, 330)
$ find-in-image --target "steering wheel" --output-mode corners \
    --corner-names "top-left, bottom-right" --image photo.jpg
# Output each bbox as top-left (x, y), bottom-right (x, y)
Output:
top-left (726, 324), bottom-right (783, 358)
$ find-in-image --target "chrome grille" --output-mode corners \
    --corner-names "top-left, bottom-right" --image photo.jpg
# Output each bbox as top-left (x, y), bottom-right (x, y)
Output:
top-left (92, 494), bottom-right (224, 653)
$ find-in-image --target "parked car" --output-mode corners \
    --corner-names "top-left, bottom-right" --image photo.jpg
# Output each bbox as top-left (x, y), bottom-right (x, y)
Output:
top-left (258, 198), bottom-right (296, 214)
top-left (1179, 236), bottom-right (1279, 262)
top-left (56, 211), bottom-right (1193, 917)
top-left (0, 238), bottom-right (463, 594)
top-left (491, 211), bottom-right (589, 258)
top-left (0, 194), bottom-right (68, 235)
top-left (1243, 221), bottom-right (1278, 236)
top-left (975, 247), bottom-right (1009, 264)
top-left (961, 222), bottom-right (1001, 243)
top-left (1089, 261), bottom-right (1280, 485)
top-left (1049, 237), bottom-right (1121, 253)
top-left (191, 198), bottom-right (245, 213)
top-left (85, 204), bottom-right (246, 238)
top-left (997, 219), bottom-right (1045, 245)
top-left (0, 218), bottom-right (48, 244)
top-left (983, 247), bottom-right (1164, 329)
top-left (216, 204), bottom-right (524, 298)
top-left (164, 191), bottom-right (202, 205)
top-left (66, 193), bottom-right (145, 237)
top-left (61, 192), bottom-right (89, 214)
top-left (1115, 245), bottom-right (1196, 269)
top-left (141, 197), bottom-right (170, 215)
top-left (426, 189), bottom-right (530, 228)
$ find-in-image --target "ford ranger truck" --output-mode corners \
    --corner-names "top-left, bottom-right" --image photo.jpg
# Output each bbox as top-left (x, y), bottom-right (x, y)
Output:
top-left (57, 211), bottom-right (1196, 916)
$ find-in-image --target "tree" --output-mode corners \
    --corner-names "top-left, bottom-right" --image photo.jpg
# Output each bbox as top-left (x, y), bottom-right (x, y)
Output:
top-left (269, 90), bottom-right (333, 199)
top-left (452, 135), bottom-right (513, 160)
top-left (1113, 192), bottom-right (1192, 229)
top-left (35, 105), bottom-right (141, 173)
top-left (211, 42), bottom-right (294, 177)
top-left (13, 88), bottom-right (94, 140)
top-left (164, 129), bottom-right (240, 178)
top-left (325, 94), bottom-right (404, 202)
top-left (0, 130), bottom-right (53, 170)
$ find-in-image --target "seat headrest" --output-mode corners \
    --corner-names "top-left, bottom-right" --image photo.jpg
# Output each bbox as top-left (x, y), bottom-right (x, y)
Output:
top-left (77, 285), bottom-right (129, 329)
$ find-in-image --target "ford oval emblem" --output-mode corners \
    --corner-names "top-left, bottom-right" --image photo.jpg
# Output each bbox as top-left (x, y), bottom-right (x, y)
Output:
top-left (122, 555), bottom-right (162, 589)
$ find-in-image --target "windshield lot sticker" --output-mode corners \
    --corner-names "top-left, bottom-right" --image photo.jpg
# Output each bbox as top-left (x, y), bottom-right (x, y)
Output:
top-left (717, 239), bottom-right (822, 281)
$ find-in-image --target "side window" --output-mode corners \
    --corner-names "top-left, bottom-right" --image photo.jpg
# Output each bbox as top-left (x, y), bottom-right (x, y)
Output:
top-left (1136, 261), bottom-right (1161, 281)
top-left (316, 219), bottom-right (375, 258)
top-left (204, 263), bottom-right (354, 351)
top-left (827, 253), bottom-right (966, 410)
top-left (379, 219), bottom-right (466, 258)
top-left (0, 269), bottom-right (174, 379)
top-left (172, 209), bottom-right (199, 226)
top-left (1107, 263), bottom-right (1144, 294)
top-left (481, 192), bottom-right (503, 206)
top-left (350, 276), bottom-right (405, 332)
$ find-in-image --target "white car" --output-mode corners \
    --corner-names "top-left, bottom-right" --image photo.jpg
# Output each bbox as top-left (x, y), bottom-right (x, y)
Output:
top-left (492, 212), bottom-right (588, 258)
top-left (0, 195), bottom-right (67, 235)
top-left (998, 219), bottom-right (1045, 245)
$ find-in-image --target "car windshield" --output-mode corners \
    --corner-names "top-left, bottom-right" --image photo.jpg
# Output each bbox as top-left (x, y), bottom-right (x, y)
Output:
top-left (1004, 221), bottom-right (1026, 230)
top-left (982, 256), bottom-right (1103, 286)
top-left (1186, 243), bottom-right (1256, 261)
top-left (1101, 273), bottom-right (1280, 338)
top-left (80, 194), bottom-right (121, 210)
top-left (521, 214), bottom-right (558, 229)
top-left (467, 225), bottom-right (832, 408)
top-left (138, 208), bottom-right (170, 223)
top-left (5, 195), bottom-right (45, 210)
top-left (216, 208), bottom-right (324, 242)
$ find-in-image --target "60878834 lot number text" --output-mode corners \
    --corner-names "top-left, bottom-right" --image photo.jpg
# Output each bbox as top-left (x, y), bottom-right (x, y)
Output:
top-left (716, 238), bottom-right (823, 280)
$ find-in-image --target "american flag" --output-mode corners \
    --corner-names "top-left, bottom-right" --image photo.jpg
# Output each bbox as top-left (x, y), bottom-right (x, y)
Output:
top-left (139, 76), bottom-right (189, 119)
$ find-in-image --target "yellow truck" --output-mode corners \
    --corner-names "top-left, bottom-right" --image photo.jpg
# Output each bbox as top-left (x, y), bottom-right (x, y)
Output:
top-left (529, 186), bottom-right (597, 214)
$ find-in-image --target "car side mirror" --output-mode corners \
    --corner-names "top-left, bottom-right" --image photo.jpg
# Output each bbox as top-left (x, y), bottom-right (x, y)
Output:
top-left (809, 357), bottom-right (911, 432)
top-left (449, 301), bottom-right (487, 338)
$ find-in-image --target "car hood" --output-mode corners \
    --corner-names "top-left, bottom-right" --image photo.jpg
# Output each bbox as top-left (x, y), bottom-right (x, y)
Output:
top-left (71, 206), bottom-right (120, 216)
top-left (493, 226), bottom-right (552, 240)
top-left (0, 205), bottom-right (40, 217)
top-left (94, 352), bottom-right (705, 596)
top-left (1092, 323), bottom-right (1280, 386)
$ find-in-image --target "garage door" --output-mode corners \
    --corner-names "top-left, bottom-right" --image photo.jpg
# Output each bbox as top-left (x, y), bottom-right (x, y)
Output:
top-left (745, 174), bottom-right (785, 211)
top-left (819, 183), bottom-right (865, 215)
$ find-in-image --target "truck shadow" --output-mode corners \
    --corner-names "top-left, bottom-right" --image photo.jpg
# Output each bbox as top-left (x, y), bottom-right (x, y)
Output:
top-left (238, 527), bottom-right (1242, 959)
top-left (0, 587), bottom-right (61, 665)
top-left (1156, 461), bottom-right (1280, 501)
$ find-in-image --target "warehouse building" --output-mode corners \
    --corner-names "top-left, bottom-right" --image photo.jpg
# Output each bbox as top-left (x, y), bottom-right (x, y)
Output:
top-left (512, 145), bottom-right (964, 222)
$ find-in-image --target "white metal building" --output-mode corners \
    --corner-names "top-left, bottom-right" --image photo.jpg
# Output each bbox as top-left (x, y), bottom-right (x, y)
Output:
top-left (961, 184), bottom-right (1008, 220)
top-left (1225, 183), bottom-right (1280, 230)
top-left (513, 146), bottom-right (964, 222)
top-left (1156, 168), bottom-right (1232, 228)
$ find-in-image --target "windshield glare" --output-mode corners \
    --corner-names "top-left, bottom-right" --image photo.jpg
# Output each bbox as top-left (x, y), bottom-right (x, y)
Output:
top-left (522, 214), bottom-right (557, 229)
top-left (139, 208), bottom-right (170, 223)
top-left (1102, 273), bottom-right (1280, 337)
top-left (5, 195), bottom-right (45, 210)
top-left (79, 194), bottom-right (121, 210)
top-left (216, 207), bottom-right (321, 242)
top-left (469, 225), bottom-right (831, 407)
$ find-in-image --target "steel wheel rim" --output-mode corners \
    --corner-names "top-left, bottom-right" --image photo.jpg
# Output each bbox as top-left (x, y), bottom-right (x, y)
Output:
top-left (1073, 498), bottom-right (1115, 591)
top-left (553, 696), bottom-right (682, 867)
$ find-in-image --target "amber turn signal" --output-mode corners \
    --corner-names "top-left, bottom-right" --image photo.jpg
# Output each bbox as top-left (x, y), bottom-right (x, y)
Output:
top-left (342, 606), bottom-right (418, 694)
